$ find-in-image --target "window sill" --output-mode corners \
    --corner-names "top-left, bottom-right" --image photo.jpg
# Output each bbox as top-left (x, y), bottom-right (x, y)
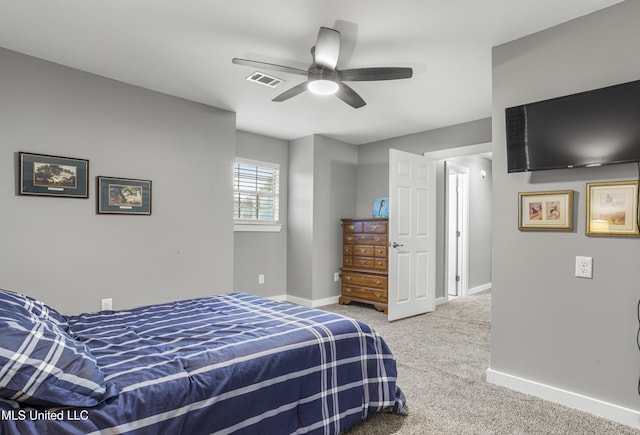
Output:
top-left (234, 223), bottom-right (282, 232)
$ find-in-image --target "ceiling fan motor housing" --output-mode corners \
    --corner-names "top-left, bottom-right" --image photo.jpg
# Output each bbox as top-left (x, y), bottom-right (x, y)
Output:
top-left (307, 67), bottom-right (339, 95)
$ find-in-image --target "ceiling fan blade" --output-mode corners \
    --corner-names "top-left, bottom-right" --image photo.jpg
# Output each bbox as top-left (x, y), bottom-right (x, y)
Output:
top-left (336, 83), bottom-right (366, 108)
top-left (272, 81), bottom-right (308, 102)
top-left (232, 58), bottom-right (307, 76)
top-left (313, 27), bottom-right (340, 70)
top-left (339, 67), bottom-right (413, 81)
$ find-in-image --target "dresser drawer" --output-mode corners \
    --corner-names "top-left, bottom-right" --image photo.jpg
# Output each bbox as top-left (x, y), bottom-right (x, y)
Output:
top-left (343, 221), bottom-right (363, 233)
top-left (373, 246), bottom-right (387, 257)
top-left (352, 234), bottom-right (387, 246)
top-left (342, 285), bottom-right (387, 303)
top-left (352, 257), bottom-right (387, 270)
top-left (372, 259), bottom-right (387, 271)
top-left (363, 221), bottom-right (387, 234)
top-left (342, 271), bottom-right (387, 290)
top-left (344, 234), bottom-right (356, 244)
top-left (352, 257), bottom-right (373, 268)
top-left (352, 245), bottom-right (374, 257)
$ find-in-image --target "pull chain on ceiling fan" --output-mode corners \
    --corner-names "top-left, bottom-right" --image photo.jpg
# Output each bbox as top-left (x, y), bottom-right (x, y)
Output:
top-left (232, 26), bottom-right (412, 108)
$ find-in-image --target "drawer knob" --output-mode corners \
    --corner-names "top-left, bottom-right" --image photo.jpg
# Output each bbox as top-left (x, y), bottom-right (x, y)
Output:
top-left (360, 248), bottom-right (366, 253)
top-left (345, 288), bottom-right (352, 293)
top-left (374, 237), bottom-right (381, 242)
top-left (346, 276), bottom-right (351, 281)
top-left (347, 236), bottom-right (352, 241)
top-left (360, 260), bottom-right (366, 265)
top-left (375, 292), bottom-right (381, 298)
top-left (377, 262), bottom-right (384, 266)
top-left (377, 249), bottom-right (383, 254)
top-left (375, 280), bottom-right (381, 285)
top-left (349, 225), bottom-right (354, 230)
top-left (372, 225), bottom-right (378, 230)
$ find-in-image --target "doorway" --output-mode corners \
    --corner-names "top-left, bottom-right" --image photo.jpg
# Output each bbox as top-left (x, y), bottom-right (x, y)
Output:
top-left (445, 161), bottom-right (469, 297)
top-left (423, 142), bottom-right (492, 304)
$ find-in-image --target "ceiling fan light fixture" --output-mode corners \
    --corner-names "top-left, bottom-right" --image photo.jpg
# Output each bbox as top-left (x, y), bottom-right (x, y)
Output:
top-left (307, 79), bottom-right (339, 95)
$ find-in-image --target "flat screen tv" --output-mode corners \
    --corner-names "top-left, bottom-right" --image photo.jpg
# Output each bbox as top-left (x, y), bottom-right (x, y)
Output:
top-left (506, 79), bottom-right (640, 173)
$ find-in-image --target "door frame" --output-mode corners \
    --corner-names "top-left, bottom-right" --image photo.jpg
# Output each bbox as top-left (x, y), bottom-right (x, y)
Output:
top-left (445, 161), bottom-right (469, 298)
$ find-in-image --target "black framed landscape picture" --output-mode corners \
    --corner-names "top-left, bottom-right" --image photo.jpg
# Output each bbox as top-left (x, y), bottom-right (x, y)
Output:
top-left (19, 152), bottom-right (89, 198)
top-left (97, 176), bottom-right (152, 215)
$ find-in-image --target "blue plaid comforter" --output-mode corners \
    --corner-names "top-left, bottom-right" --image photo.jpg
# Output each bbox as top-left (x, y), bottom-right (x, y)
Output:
top-left (0, 292), bottom-right (405, 434)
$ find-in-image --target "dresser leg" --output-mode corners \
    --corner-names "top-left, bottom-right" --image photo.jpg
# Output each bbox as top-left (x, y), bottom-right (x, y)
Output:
top-left (374, 304), bottom-right (388, 314)
top-left (338, 296), bottom-right (352, 306)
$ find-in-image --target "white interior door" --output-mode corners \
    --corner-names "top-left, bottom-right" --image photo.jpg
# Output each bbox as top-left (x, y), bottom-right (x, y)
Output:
top-left (388, 149), bottom-right (436, 321)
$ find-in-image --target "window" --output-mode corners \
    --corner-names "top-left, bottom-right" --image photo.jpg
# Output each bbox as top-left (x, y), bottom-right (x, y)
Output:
top-left (233, 158), bottom-right (280, 229)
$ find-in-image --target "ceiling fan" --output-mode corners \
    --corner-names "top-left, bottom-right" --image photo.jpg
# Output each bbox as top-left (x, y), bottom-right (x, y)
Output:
top-left (232, 26), bottom-right (413, 109)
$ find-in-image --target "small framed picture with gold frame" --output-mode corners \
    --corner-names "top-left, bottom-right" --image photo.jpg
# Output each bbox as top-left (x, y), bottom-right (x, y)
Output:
top-left (586, 180), bottom-right (639, 237)
top-left (518, 190), bottom-right (574, 231)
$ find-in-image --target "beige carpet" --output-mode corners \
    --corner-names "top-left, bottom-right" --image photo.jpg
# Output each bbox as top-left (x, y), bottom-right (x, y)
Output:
top-left (322, 291), bottom-right (640, 435)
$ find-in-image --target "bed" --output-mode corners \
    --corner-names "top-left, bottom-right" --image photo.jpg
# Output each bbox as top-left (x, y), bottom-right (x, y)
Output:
top-left (0, 290), bottom-right (406, 434)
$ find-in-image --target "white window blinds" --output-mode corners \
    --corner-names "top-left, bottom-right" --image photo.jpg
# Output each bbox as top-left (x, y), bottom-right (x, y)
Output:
top-left (233, 158), bottom-right (280, 223)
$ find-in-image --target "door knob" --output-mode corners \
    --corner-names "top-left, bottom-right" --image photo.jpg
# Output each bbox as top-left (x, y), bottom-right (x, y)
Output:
top-left (391, 242), bottom-right (404, 248)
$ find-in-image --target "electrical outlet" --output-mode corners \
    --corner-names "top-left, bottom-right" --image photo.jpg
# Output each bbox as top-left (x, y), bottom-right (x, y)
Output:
top-left (334, 272), bottom-right (340, 282)
top-left (101, 298), bottom-right (113, 311)
top-left (575, 256), bottom-right (593, 279)
top-left (258, 274), bottom-right (265, 284)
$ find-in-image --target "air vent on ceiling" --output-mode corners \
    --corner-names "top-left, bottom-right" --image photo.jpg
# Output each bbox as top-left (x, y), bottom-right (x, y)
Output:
top-left (246, 71), bottom-right (284, 88)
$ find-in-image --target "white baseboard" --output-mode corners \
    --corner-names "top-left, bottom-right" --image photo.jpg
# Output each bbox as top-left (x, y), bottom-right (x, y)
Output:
top-left (266, 294), bottom-right (287, 303)
top-left (310, 295), bottom-right (340, 307)
top-left (280, 294), bottom-right (340, 308)
top-left (468, 282), bottom-right (491, 295)
top-left (486, 368), bottom-right (640, 429)
top-left (436, 296), bottom-right (448, 306)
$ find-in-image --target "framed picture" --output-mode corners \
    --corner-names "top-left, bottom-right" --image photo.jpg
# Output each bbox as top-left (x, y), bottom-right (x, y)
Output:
top-left (19, 152), bottom-right (89, 198)
top-left (586, 180), bottom-right (639, 237)
top-left (518, 190), bottom-right (574, 231)
top-left (373, 197), bottom-right (389, 218)
top-left (97, 176), bottom-right (152, 215)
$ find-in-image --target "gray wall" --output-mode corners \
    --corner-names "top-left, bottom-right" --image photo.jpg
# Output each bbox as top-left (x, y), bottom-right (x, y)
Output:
top-left (312, 135), bottom-right (358, 300)
top-left (234, 130), bottom-right (288, 298)
top-left (287, 135), bottom-right (357, 302)
top-left (491, 0), bottom-right (640, 411)
top-left (287, 136), bottom-right (314, 300)
top-left (356, 118), bottom-right (491, 217)
top-left (0, 48), bottom-right (236, 314)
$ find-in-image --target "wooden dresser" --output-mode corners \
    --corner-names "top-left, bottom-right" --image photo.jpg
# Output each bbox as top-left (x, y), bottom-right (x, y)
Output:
top-left (339, 217), bottom-right (388, 313)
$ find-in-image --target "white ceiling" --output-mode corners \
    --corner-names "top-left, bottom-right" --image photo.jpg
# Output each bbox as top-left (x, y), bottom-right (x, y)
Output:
top-left (0, 0), bottom-right (623, 145)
